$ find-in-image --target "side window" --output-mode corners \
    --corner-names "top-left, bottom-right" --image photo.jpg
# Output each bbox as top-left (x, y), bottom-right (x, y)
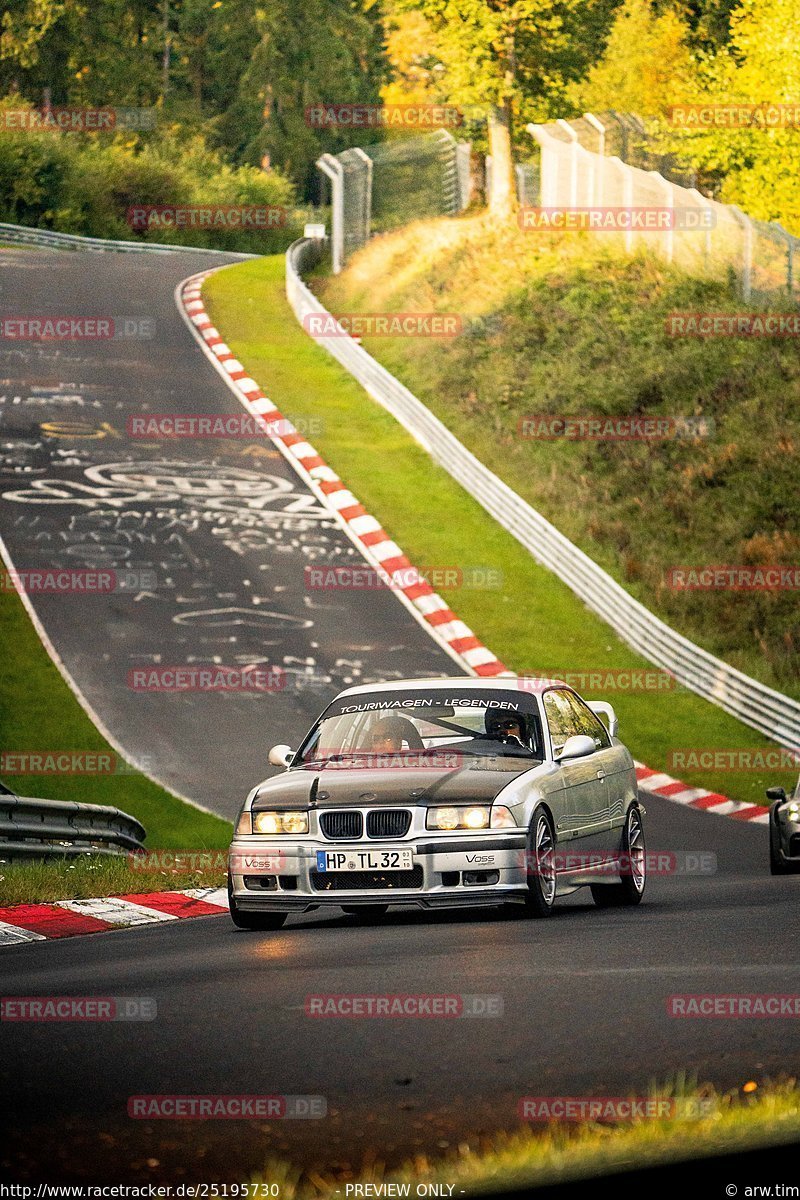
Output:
top-left (543, 690), bottom-right (582, 754)
top-left (563, 692), bottom-right (611, 750)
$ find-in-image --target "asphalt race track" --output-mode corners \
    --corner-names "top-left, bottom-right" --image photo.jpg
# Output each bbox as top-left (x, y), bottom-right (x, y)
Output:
top-left (2, 793), bottom-right (799, 1181)
top-left (1, 246), bottom-right (798, 1185)
top-left (0, 247), bottom-right (454, 815)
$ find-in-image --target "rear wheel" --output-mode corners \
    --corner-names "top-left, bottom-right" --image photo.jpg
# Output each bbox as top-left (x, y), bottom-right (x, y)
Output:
top-left (518, 809), bottom-right (557, 918)
top-left (591, 805), bottom-right (646, 908)
top-left (228, 875), bottom-right (288, 931)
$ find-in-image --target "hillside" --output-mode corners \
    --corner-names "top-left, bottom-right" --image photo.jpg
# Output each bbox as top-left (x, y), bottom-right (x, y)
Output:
top-left (317, 215), bottom-right (800, 699)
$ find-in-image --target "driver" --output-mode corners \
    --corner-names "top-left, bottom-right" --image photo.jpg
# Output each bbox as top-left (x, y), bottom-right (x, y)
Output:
top-left (484, 710), bottom-right (526, 747)
top-left (365, 716), bottom-right (410, 754)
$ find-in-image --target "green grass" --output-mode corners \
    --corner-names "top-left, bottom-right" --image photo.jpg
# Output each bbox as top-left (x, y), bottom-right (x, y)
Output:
top-left (318, 214), bottom-right (800, 700)
top-left (0, 583), bottom-right (231, 906)
top-left (247, 1080), bottom-right (800, 1197)
top-left (0, 853), bottom-right (228, 907)
top-left (204, 254), bottom-right (797, 806)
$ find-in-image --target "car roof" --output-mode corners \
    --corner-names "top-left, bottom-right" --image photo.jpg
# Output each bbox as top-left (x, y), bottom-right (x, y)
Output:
top-left (335, 676), bottom-right (566, 698)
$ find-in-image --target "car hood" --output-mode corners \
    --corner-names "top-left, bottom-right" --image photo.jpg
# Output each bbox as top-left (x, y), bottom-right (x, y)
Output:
top-left (250, 757), bottom-right (539, 810)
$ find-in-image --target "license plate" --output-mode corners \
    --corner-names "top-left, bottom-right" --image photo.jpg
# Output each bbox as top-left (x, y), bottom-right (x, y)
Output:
top-left (316, 848), bottom-right (413, 872)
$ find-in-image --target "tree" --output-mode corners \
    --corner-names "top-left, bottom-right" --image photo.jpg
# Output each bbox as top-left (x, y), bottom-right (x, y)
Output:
top-left (665, 0), bottom-right (800, 231)
top-left (220, 0), bottom-right (387, 195)
top-left (572, 0), bottom-right (693, 118)
top-left (0, 0), bottom-right (164, 105)
top-left (396, 0), bottom-right (611, 219)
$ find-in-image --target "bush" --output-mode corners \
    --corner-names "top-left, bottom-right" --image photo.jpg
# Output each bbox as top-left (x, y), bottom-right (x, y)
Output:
top-left (0, 97), bottom-right (303, 252)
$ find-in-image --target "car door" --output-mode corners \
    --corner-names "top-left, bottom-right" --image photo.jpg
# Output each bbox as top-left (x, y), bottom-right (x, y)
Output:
top-left (560, 691), bottom-right (622, 851)
top-left (542, 689), bottom-right (609, 849)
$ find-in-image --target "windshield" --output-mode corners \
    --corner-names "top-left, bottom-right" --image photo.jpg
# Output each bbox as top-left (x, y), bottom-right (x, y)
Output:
top-left (295, 688), bottom-right (544, 766)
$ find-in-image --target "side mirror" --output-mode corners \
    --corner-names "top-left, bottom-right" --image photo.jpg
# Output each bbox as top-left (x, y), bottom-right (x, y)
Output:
top-left (557, 734), bottom-right (596, 761)
top-left (268, 744), bottom-right (295, 768)
top-left (766, 785), bottom-right (787, 803)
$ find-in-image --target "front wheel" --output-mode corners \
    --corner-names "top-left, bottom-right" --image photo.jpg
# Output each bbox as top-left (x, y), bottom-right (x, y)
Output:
top-left (770, 815), bottom-right (799, 874)
top-left (228, 876), bottom-right (288, 931)
top-left (591, 805), bottom-right (646, 908)
top-left (518, 809), bottom-right (557, 918)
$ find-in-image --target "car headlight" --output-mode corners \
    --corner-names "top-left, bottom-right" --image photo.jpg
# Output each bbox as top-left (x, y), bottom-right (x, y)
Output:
top-left (425, 805), bottom-right (518, 831)
top-left (426, 805), bottom-right (493, 831)
top-left (785, 802), bottom-right (800, 823)
top-left (248, 810), bottom-right (309, 835)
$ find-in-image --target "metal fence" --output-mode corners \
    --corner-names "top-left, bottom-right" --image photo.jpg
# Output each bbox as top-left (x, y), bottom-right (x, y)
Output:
top-left (486, 158), bottom-right (541, 206)
top-left (0, 787), bottom-right (146, 858)
top-left (0, 221), bottom-right (256, 258)
top-left (287, 236), bottom-right (800, 750)
top-left (317, 130), bottom-right (471, 273)
top-left (525, 113), bottom-right (799, 300)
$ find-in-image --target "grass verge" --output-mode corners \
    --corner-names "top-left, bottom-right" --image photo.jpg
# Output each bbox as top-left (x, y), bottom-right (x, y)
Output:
top-left (0, 854), bottom-right (227, 907)
top-left (204, 255), bottom-right (796, 806)
top-left (247, 1081), bottom-right (800, 1197)
top-left (0, 584), bottom-right (231, 905)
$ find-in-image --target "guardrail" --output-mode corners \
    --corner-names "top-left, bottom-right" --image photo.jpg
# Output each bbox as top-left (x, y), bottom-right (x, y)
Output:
top-left (0, 221), bottom-right (257, 258)
top-left (286, 236), bottom-right (800, 750)
top-left (0, 790), bottom-right (146, 858)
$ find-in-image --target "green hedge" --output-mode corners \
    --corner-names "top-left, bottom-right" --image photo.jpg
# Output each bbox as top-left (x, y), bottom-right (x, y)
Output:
top-left (0, 97), bottom-right (304, 253)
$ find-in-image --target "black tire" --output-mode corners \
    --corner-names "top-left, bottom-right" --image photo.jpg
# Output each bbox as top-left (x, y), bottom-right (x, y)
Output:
top-left (518, 808), bottom-right (557, 918)
top-left (591, 805), bottom-right (646, 908)
top-left (770, 838), bottom-right (792, 876)
top-left (228, 876), bottom-right (287, 931)
top-left (769, 812), bottom-right (799, 874)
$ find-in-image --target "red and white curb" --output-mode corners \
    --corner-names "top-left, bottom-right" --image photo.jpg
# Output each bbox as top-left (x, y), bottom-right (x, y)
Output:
top-left (0, 888), bottom-right (228, 946)
top-left (177, 273), bottom-right (507, 679)
top-left (635, 763), bottom-right (769, 823)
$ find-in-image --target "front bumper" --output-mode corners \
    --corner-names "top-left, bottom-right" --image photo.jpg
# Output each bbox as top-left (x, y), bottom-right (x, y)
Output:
top-left (228, 833), bottom-right (528, 911)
